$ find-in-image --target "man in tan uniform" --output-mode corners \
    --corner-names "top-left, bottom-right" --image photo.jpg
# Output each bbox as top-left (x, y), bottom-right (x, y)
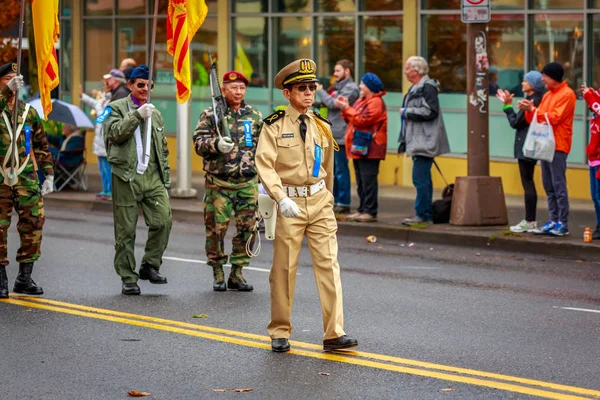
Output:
top-left (255, 59), bottom-right (358, 353)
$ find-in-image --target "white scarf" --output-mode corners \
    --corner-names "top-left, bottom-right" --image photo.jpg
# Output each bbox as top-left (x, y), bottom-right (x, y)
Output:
top-left (128, 102), bottom-right (151, 174)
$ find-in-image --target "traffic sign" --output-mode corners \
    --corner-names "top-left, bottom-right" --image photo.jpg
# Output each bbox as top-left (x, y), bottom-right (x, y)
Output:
top-left (462, 0), bottom-right (490, 23)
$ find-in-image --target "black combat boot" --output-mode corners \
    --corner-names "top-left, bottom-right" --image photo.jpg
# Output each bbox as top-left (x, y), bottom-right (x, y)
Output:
top-left (212, 266), bottom-right (226, 291)
top-left (139, 263), bottom-right (167, 284)
top-left (227, 265), bottom-right (253, 292)
top-left (0, 266), bottom-right (8, 299)
top-left (593, 225), bottom-right (600, 240)
top-left (13, 262), bottom-right (44, 295)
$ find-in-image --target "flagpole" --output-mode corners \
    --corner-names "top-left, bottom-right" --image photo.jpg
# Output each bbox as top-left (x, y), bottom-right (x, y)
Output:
top-left (8, 0), bottom-right (27, 183)
top-left (143, 0), bottom-right (160, 166)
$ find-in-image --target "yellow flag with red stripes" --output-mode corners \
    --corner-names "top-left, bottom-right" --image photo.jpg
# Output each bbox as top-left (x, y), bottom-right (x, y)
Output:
top-left (167, 0), bottom-right (208, 104)
top-left (31, 0), bottom-right (60, 117)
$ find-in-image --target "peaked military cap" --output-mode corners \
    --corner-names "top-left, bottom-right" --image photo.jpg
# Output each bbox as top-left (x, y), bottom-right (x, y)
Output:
top-left (274, 59), bottom-right (318, 90)
top-left (0, 62), bottom-right (17, 79)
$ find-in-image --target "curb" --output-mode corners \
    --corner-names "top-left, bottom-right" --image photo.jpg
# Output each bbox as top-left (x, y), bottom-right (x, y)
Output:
top-left (45, 197), bottom-right (600, 261)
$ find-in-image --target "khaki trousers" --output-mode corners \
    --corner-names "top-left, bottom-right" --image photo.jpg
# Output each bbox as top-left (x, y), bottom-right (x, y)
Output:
top-left (268, 188), bottom-right (345, 341)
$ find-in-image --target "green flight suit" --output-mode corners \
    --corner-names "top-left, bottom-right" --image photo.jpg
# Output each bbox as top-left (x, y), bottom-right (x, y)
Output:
top-left (103, 95), bottom-right (172, 283)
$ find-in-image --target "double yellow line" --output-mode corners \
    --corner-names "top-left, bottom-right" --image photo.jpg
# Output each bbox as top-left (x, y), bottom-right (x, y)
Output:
top-left (3, 296), bottom-right (599, 399)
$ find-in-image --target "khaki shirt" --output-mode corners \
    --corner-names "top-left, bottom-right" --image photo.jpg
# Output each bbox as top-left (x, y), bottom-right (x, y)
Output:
top-left (255, 105), bottom-right (334, 203)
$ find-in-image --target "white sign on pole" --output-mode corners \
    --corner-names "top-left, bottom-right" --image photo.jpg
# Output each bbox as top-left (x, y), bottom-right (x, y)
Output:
top-left (461, 0), bottom-right (491, 23)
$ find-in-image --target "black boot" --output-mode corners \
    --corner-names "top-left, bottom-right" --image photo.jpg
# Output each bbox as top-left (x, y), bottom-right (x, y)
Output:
top-left (0, 266), bottom-right (8, 299)
top-left (13, 262), bottom-right (43, 295)
top-left (593, 225), bottom-right (600, 240)
top-left (227, 265), bottom-right (253, 292)
top-left (139, 263), bottom-right (167, 284)
top-left (212, 266), bottom-right (226, 291)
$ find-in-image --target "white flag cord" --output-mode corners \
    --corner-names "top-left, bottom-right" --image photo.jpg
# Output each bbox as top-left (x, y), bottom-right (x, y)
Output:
top-left (1, 104), bottom-right (31, 186)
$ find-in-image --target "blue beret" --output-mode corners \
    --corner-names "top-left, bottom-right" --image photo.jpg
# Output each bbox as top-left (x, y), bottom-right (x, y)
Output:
top-left (130, 65), bottom-right (152, 81)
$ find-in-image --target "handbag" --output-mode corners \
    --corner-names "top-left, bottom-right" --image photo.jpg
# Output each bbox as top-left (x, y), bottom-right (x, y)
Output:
top-left (522, 110), bottom-right (556, 162)
top-left (350, 130), bottom-right (372, 157)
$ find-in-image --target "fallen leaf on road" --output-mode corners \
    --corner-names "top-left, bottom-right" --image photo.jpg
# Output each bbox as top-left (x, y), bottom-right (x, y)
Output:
top-left (127, 390), bottom-right (151, 397)
top-left (576, 260), bottom-right (583, 263)
top-left (211, 389), bottom-right (228, 392)
top-left (192, 313), bottom-right (208, 319)
top-left (24, 308), bottom-right (32, 312)
top-left (475, 253), bottom-right (481, 256)
top-left (440, 387), bottom-right (454, 392)
top-left (319, 372), bottom-right (330, 376)
top-left (232, 388), bottom-right (253, 393)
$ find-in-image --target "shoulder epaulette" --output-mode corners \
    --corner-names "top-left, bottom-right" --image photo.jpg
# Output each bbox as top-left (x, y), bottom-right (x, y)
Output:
top-left (313, 111), bottom-right (331, 125)
top-left (264, 110), bottom-right (285, 125)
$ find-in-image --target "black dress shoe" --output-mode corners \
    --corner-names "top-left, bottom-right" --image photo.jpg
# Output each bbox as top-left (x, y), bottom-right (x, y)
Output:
top-left (323, 335), bottom-right (358, 351)
top-left (139, 264), bottom-right (167, 284)
top-left (122, 283), bottom-right (141, 295)
top-left (271, 338), bottom-right (290, 352)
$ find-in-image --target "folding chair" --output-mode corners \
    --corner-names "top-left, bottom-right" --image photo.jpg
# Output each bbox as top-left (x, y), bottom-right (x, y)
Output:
top-left (53, 132), bottom-right (88, 192)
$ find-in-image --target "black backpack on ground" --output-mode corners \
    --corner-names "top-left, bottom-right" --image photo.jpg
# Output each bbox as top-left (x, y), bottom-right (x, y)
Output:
top-left (431, 160), bottom-right (454, 224)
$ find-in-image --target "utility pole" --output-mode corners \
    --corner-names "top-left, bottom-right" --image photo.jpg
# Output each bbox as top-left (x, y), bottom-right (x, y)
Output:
top-left (450, 0), bottom-right (508, 226)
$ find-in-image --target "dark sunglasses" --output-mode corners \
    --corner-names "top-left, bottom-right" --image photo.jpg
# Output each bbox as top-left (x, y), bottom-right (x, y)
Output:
top-left (294, 84), bottom-right (317, 92)
top-left (136, 82), bottom-right (154, 89)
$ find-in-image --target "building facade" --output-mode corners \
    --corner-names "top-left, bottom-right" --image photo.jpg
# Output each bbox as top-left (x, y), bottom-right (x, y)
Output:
top-left (59, 0), bottom-right (597, 199)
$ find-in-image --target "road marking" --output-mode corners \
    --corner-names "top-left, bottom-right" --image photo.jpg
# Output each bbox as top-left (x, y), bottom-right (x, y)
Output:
top-left (163, 256), bottom-right (277, 274)
top-left (3, 296), bottom-right (600, 399)
top-left (556, 306), bottom-right (600, 314)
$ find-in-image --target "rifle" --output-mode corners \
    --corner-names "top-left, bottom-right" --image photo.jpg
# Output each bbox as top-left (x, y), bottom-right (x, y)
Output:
top-left (208, 52), bottom-right (231, 139)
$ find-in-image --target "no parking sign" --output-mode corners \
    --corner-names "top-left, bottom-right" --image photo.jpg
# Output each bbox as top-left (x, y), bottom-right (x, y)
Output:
top-left (461, 0), bottom-right (490, 23)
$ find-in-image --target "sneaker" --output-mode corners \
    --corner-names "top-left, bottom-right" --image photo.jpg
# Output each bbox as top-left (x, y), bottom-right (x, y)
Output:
top-left (593, 226), bottom-right (600, 240)
top-left (333, 205), bottom-right (351, 214)
top-left (345, 212), bottom-right (362, 221)
top-left (402, 216), bottom-right (431, 226)
top-left (549, 222), bottom-right (569, 237)
top-left (509, 219), bottom-right (537, 233)
top-left (354, 213), bottom-right (377, 223)
top-left (532, 221), bottom-right (556, 235)
top-left (95, 192), bottom-right (105, 199)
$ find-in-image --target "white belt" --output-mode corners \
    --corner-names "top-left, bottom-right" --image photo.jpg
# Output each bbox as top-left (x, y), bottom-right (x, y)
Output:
top-left (283, 180), bottom-right (325, 198)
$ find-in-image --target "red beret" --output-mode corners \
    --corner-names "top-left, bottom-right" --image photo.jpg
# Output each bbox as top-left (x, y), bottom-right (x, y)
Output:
top-left (222, 71), bottom-right (248, 85)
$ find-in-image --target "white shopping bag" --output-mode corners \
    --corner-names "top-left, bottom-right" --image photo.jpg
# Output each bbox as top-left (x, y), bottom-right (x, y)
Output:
top-left (522, 110), bottom-right (556, 162)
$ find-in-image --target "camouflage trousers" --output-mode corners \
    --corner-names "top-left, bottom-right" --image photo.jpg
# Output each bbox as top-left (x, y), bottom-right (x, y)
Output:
top-left (204, 177), bottom-right (258, 268)
top-left (0, 182), bottom-right (45, 266)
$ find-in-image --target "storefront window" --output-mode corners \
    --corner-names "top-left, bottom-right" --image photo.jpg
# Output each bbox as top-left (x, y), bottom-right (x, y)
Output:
top-left (488, 14), bottom-right (525, 96)
top-left (533, 0), bottom-right (583, 9)
top-left (232, 0), bottom-right (268, 13)
top-left (234, 17), bottom-right (268, 103)
top-left (59, 18), bottom-right (72, 97)
top-left (533, 14), bottom-right (583, 93)
top-left (318, 0), bottom-right (356, 12)
top-left (591, 14), bottom-right (600, 88)
top-left (317, 16), bottom-right (355, 85)
top-left (491, 0), bottom-right (524, 9)
top-left (61, 0), bottom-right (72, 16)
top-left (421, 0), bottom-right (459, 9)
top-left (85, 0), bottom-right (114, 16)
top-left (273, 0), bottom-right (311, 13)
top-left (362, 15), bottom-right (403, 97)
top-left (117, 19), bottom-right (147, 69)
top-left (423, 14), bottom-right (466, 93)
top-left (84, 19), bottom-right (114, 86)
top-left (361, 0), bottom-right (401, 12)
top-left (150, 0), bottom-right (218, 15)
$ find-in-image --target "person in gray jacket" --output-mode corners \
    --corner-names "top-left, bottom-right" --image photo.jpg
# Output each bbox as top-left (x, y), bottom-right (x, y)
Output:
top-left (399, 56), bottom-right (450, 226)
top-left (315, 59), bottom-right (360, 214)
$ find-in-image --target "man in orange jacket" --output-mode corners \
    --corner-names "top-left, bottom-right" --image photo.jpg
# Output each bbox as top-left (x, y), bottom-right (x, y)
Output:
top-left (517, 62), bottom-right (576, 237)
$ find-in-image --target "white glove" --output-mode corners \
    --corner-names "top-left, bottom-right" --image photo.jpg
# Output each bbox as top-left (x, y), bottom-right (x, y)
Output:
top-left (137, 103), bottom-right (155, 119)
top-left (217, 137), bottom-right (234, 154)
top-left (7, 75), bottom-right (24, 92)
top-left (41, 175), bottom-right (54, 196)
top-left (279, 197), bottom-right (301, 218)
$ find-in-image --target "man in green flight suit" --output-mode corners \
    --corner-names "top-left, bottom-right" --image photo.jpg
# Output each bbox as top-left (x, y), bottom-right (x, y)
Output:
top-left (0, 62), bottom-right (54, 299)
top-left (103, 65), bottom-right (172, 296)
top-left (193, 71), bottom-right (263, 292)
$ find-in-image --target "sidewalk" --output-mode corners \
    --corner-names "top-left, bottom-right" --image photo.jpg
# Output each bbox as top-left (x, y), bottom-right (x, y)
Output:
top-left (45, 165), bottom-right (600, 260)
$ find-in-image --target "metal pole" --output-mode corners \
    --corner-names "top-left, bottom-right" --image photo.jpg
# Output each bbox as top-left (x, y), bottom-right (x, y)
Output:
top-left (170, 99), bottom-right (197, 198)
top-left (466, 23), bottom-right (489, 177)
top-left (9, 0), bottom-right (27, 179)
top-left (142, 0), bottom-right (159, 167)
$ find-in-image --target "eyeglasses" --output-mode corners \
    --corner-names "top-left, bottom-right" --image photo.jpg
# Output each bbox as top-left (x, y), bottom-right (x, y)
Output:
top-left (294, 84), bottom-right (317, 92)
top-left (135, 82), bottom-right (154, 90)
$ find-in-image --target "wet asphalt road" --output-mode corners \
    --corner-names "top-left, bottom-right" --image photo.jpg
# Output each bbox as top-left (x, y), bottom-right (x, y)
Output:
top-left (1, 207), bottom-right (599, 400)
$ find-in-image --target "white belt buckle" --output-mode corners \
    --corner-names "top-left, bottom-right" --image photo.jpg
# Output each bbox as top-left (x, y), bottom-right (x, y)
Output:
top-left (297, 186), bottom-right (307, 197)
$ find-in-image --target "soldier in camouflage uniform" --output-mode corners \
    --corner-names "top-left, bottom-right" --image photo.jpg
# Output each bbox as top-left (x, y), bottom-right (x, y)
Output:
top-left (193, 71), bottom-right (263, 292)
top-left (0, 62), bottom-right (54, 299)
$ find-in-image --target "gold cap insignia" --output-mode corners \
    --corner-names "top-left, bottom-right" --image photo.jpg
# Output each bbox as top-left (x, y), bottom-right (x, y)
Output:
top-left (229, 72), bottom-right (238, 81)
top-left (11, 63), bottom-right (17, 73)
top-left (298, 60), bottom-right (314, 74)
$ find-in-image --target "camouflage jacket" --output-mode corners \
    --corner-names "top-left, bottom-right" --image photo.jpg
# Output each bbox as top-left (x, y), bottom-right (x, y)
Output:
top-left (193, 101), bottom-right (263, 184)
top-left (0, 95), bottom-right (53, 185)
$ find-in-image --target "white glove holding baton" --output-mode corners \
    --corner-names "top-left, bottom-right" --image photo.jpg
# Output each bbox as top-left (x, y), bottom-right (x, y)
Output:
top-left (279, 197), bottom-right (301, 218)
top-left (217, 137), bottom-right (234, 154)
top-left (7, 75), bottom-right (24, 92)
top-left (137, 103), bottom-right (155, 119)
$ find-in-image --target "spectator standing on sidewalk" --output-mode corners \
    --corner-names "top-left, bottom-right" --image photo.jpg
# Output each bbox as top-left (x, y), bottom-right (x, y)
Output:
top-left (81, 79), bottom-right (113, 200)
top-left (398, 56), bottom-right (450, 226)
top-left (315, 60), bottom-right (359, 215)
top-left (581, 83), bottom-right (600, 240)
top-left (335, 73), bottom-right (387, 223)
top-left (103, 69), bottom-right (130, 101)
top-left (518, 62), bottom-right (576, 237)
top-left (495, 71), bottom-right (544, 233)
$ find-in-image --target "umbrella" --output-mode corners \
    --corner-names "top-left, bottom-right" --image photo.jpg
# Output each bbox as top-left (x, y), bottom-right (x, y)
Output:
top-left (27, 98), bottom-right (95, 129)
